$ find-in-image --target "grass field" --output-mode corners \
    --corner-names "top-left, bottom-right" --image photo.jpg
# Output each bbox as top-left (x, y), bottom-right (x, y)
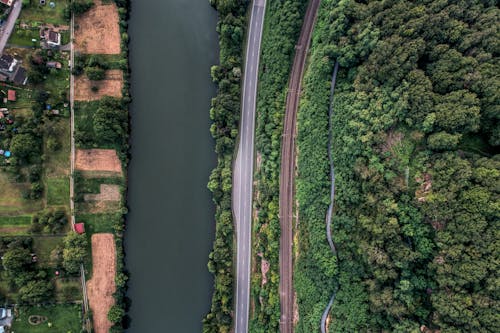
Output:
top-left (33, 236), bottom-right (64, 267)
top-left (55, 278), bottom-right (82, 302)
top-left (0, 215), bottom-right (31, 234)
top-left (76, 213), bottom-right (117, 234)
top-left (0, 171), bottom-right (43, 215)
top-left (74, 101), bottom-right (99, 148)
top-left (18, 1), bottom-right (70, 26)
top-left (11, 304), bottom-right (82, 333)
top-left (46, 177), bottom-right (69, 206)
top-left (44, 118), bottom-right (71, 177)
top-left (0, 215), bottom-right (31, 226)
top-left (8, 28), bottom-right (39, 47)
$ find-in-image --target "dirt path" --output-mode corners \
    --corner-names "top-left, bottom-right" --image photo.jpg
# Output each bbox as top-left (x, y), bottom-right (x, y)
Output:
top-left (279, 0), bottom-right (321, 332)
top-left (86, 233), bottom-right (116, 333)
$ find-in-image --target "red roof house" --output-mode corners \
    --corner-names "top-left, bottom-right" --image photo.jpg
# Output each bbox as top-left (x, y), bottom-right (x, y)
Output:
top-left (0, 0), bottom-right (13, 7)
top-left (7, 90), bottom-right (15, 102)
top-left (75, 223), bottom-right (85, 234)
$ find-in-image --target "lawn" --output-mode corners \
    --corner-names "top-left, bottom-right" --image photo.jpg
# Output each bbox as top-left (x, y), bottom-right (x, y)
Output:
top-left (74, 101), bottom-right (99, 149)
top-left (46, 177), bottom-right (69, 206)
top-left (0, 215), bottom-right (31, 225)
top-left (8, 28), bottom-right (39, 47)
top-left (18, 0), bottom-right (70, 26)
top-left (11, 304), bottom-right (82, 333)
top-left (0, 215), bottom-right (31, 235)
top-left (44, 117), bottom-right (70, 178)
top-left (0, 170), bottom-right (43, 215)
top-left (0, 275), bottom-right (17, 302)
top-left (75, 174), bottom-right (124, 194)
top-left (76, 213), bottom-right (117, 235)
top-left (32, 236), bottom-right (63, 267)
top-left (55, 278), bottom-right (82, 302)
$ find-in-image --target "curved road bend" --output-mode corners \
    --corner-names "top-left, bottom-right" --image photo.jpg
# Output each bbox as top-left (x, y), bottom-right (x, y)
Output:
top-left (279, 0), bottom-right (321, 332)
top-left (233, 0), bottom-right (266, 332)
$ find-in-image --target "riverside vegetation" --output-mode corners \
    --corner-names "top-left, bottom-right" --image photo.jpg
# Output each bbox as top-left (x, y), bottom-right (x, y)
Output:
top-left (72, 1), bottom-right (132, 332)
top-left (296, 0), bottom-right (499, 332)
top-left (204, 0), bottom-right (248, 332)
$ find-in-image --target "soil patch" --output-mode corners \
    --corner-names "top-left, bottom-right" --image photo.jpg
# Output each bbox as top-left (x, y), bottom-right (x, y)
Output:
top-left (86, 233), bottom-right (116, 333)
top-left (75, 0), bottom-right (121, 54)
top-left (75, 70), bottom-right (123, 101)
top-left (84, 184), bottom-right (121, 202)
top-left (76, 149), bottom-right (122, 174)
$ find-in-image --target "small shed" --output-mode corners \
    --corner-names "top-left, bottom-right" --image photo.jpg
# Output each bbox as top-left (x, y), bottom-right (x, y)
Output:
top-left (46, 61), bottom-right (62, 69)
top-left (7, 90), bottom-right (15, 102)
top-left (74, 223), bottom-right (85, 234)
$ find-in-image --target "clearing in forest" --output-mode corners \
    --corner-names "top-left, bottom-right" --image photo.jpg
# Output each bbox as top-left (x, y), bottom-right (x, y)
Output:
top-left (75, 149), bottom-right (122, 174)
top-left (75, 0), bottom-right (121, 54)
top-left (75, 70), bottom-right (123, 101)
top-left (86, 233), bottom-right (116, 333)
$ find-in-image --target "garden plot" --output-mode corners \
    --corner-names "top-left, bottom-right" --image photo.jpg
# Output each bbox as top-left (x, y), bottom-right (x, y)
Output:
top-left (86, 233), bottom-right (116, 333)
top-left (75, 149), bottom-right (122, 175)
top-left (82, 184), bottom-right (121, 213)
top-left (75, 69), bottom-right (123, 101)
top-left (75, 0), bottom-right (121, 54)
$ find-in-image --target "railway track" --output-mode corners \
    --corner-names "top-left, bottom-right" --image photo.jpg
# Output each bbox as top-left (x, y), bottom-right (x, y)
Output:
top-left (278, 0), bottom-right (321, 332)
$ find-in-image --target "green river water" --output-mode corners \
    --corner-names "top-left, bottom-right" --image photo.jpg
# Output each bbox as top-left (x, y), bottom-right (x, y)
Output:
top-left (125, 0), bottom-right (218, 331)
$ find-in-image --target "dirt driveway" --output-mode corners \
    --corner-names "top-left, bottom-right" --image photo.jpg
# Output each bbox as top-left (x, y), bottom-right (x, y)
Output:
top-left (87, 233), bottom-right (116, 333)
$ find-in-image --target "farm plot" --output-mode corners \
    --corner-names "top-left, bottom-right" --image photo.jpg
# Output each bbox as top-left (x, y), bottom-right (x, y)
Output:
top-left (75, 149), bottom-right (122, 175)
top-left (75, 69), bottom-right (123, 101)
top-left (86, 233), bottom-right (116, 333)
top-left (75, 0), bottom-right (121, 54)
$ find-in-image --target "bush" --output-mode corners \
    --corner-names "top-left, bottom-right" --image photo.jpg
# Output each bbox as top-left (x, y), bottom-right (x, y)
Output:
top-left (86, 67), bottom-right (106, 81)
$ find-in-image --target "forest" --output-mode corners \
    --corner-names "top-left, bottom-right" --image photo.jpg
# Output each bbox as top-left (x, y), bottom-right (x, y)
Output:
top-left (296, 0), bottom-right (499, 332)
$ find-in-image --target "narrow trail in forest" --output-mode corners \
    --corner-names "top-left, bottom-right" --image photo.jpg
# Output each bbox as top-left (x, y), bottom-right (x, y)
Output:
top-left (320, 60), bottom-right (340, 333)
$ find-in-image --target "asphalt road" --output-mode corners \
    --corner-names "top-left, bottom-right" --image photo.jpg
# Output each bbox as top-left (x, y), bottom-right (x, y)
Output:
top-left (279, 0), bottom-right (321, 332)
top-left (0, 1), bottom-right (22, 55)
top-left (233, 0), bottom-right (266, 332)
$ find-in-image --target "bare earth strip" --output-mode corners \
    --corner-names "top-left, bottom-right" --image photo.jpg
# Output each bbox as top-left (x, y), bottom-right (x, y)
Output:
top-left (75, 70), bottom-right (123, 101)
top-left (75, 0), bottom-right (121, 54)
top-left (76, 149), bottom-right (122, 174)
top-left (87, 233), bottom-right (116, 333)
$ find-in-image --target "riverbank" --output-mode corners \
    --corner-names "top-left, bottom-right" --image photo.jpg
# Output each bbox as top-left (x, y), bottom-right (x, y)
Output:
top-left (71, 0), bottom-right (131, 331)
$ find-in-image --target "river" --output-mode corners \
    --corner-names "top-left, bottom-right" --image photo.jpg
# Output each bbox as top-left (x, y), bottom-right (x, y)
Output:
top-left (125, 0), bottom-right (218, 331)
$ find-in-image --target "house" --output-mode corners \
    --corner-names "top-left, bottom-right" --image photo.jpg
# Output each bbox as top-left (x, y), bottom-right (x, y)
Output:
top-left (13, 66), bottom-right (27, 85)
top-left (0, 54), bottom-right (17, 73)
top-left (75, 222), bottom-right (85, 234)
top-left (47, 61), bottom-right (62, 69)
top-left (0, 307), bottom-right (12, 332)
top-left (0, 54), bottom-right (28, 85)
top-left (41, 28), bottom-right (61, 47)
top-left (0, 0), bottom-right (13, 7)
top-left (7, 89), bottom-right (15, 102)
